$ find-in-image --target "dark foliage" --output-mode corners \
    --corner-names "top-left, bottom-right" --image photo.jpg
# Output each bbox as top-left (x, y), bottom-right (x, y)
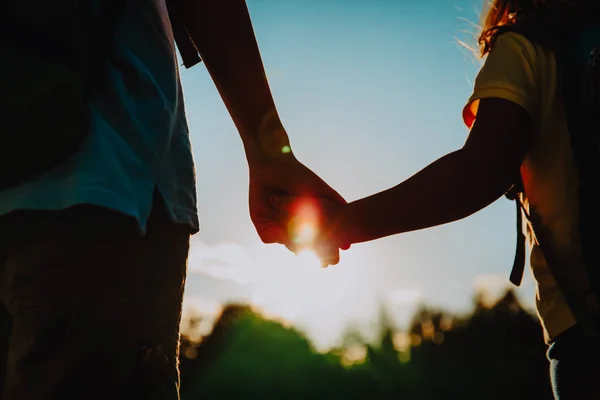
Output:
top-left (179, 289), bottom-right (553, 400)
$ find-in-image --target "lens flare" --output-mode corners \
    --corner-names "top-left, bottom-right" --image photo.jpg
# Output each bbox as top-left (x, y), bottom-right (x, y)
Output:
top-left (296, 222), bottom-right (317, 245)
top-left (287, 198), bottom-right (321, 247)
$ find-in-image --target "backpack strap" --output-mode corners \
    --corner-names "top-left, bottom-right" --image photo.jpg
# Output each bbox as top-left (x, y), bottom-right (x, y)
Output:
top-left (506, 184), bottom-right (526, 287)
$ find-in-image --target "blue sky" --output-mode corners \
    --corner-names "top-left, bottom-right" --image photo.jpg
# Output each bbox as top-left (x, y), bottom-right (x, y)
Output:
top-left (177, 0), bottom-right (538, 349)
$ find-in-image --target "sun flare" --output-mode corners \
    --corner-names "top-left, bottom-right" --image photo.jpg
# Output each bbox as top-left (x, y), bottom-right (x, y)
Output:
top-left (248, 246), bottom-right (362, 332)
top-left (295, 223), bottom-right (318, 246)
top-left (184, 238), bottom-right (371, 350)
top-left (288, 198), bottom-right (321, 247)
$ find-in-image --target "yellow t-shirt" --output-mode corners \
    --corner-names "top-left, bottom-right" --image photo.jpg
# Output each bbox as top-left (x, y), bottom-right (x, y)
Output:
top-left (463, 32), bottom-right (591, 343)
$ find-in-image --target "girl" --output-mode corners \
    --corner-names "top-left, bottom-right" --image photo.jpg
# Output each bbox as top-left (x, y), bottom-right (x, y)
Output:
top-left (272, 1), bottom-right (600, 398)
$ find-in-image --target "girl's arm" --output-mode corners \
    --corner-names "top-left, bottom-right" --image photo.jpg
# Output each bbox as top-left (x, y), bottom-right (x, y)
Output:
top-left (339, 98), bottom-right (533, 245)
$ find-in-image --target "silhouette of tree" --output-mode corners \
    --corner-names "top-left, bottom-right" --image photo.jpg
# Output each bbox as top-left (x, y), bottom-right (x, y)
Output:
top-left (178, 289), bottom-right (554, 399)
top-left (180, 304), bottom-right (353, 399)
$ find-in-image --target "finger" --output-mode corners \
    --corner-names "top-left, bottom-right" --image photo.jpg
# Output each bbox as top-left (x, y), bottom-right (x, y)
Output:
top-left (267, 206), bottom-right (291, 224)
top-left (257, 223), bottom-right (288, 244)
top-left (284, 242), bottom-right (301, 254)
top-left (327, 251), bottom-right (341, 266)
top-left (320, 255), bottom-right (339, 268)
top-left (321, 222), bottom-right (351, 251)
top-left (314, 244), bottom-right (340, 268)
top-left (256, 218), bottom-right (306, 254)
top-left (321, 255), bottom-right (340, 268)
top-left (294, 174), bottom-right (346, 206)
top-left (269, 194), bottom-right (296, 210)
top-left (325, 188), bottom-right (346, 206)
top-left (311, 180), bottom-right (346, 205)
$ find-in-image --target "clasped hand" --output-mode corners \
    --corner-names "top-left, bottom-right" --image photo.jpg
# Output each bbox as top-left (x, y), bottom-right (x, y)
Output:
top-left (248, 154), bottom-right (349, 266)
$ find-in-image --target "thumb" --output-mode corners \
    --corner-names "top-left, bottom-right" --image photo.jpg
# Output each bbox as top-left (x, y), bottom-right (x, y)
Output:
top-left (269, 194), bottom-right (295, 209)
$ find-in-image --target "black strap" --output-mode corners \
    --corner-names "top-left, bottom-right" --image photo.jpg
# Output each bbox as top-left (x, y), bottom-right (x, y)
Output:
top-left (508, 196), bottom-right (526, 287)
top-left (92, 1), bottom-right (198, 73)
top-left (166, 0), bottom-right (202, 68)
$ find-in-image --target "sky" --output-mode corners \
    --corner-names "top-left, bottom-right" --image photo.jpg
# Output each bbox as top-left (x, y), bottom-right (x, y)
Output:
top-left (177, 0), bottom-right (538, 350)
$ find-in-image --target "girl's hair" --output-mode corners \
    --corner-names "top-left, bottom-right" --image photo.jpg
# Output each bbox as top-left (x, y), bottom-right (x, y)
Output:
top-left (477, 0), bottom-right (598, 57)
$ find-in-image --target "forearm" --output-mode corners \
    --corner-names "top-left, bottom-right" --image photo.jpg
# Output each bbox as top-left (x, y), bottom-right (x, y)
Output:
top-left (341, 149), bottom-right (511, 244)
top-left (180, 0), bottom-right (289, 162)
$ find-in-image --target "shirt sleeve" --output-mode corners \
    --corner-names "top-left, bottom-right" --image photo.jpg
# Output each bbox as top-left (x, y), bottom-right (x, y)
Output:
top-left (463, 32), bottom-right (538, 129)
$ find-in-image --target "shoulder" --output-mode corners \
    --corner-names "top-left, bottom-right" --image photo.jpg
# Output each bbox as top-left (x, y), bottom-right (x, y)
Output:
top-left (463, 32), bottom-right (542, 129)
top-left (491, 31), bottom-right (539, 65)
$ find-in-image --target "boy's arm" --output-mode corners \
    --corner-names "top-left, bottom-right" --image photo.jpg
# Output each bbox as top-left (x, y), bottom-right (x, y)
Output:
top-left (339, 98), bottom-right (533, 245)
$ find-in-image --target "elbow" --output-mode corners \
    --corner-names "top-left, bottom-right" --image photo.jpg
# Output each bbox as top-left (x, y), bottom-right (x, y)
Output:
top-left (459, 149), bottom-right (520, 210)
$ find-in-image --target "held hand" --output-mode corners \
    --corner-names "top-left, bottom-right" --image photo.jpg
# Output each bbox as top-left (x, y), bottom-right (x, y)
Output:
top-left (269, 193), bottom-right (349, 267)
top-left (248, 154), bottom-right (349, 266)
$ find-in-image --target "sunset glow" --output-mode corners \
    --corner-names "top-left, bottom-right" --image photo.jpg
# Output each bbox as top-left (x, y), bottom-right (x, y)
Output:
top-left (288, 198), bottom-right (321, 248)
top-left (248, 247), bottom-right (366, 349)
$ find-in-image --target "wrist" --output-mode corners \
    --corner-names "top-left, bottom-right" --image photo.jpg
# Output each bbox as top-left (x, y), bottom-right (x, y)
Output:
top-left (335, 202), bottom-right (356, 249)
top-left (243, 110), bottom-right (294, 165)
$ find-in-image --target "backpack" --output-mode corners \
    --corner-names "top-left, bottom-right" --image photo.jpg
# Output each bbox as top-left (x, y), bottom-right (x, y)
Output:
top-left (500, 14), bottom-right (600, 338)
top-left (0, 1), bottom-right (201, 190)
